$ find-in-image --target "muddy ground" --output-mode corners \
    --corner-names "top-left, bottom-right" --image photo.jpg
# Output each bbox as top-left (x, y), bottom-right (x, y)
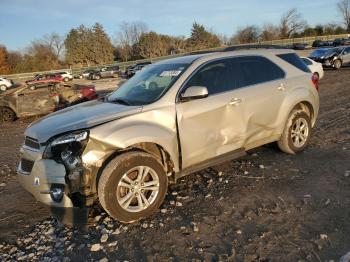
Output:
top-left (0, 68), bottom-right (349, 261)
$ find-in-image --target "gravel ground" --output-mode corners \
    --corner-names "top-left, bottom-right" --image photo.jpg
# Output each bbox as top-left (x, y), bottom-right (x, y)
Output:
top-left (0, 68), bottom-right (349, 261)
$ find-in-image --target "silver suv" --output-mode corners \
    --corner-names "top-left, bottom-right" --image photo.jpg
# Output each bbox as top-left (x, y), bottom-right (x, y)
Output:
top-left (18, 47), bottom-right (319, 223)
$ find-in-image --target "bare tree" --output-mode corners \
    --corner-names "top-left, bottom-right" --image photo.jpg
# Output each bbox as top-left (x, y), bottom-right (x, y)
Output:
top-left (337, 0), bottom-right (350, 32)
top-left (230, 25), bottom-right (260, 44)
top-left (280, 8), bottom-right (307, 38)
top-left (115, 22), bottom-right (148, 61)
top-left (260, 23), bottom-right (280, 41)
top-left (43, 33), bottom-right (65, 59)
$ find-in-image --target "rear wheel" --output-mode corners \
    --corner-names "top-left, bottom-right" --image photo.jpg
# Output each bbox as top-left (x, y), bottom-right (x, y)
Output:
top-left (98, 151), bottom-right (168, 223)
top-left (277, 109), bottom-right (311, 154)
top-left (0, 107), bottom-right (16, 122)
top-left (95, 75), bottom-right (101, 80)
top-left (333, 59), bottom-right (342, 69)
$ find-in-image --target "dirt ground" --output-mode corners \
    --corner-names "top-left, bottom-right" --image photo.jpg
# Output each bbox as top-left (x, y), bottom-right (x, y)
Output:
top-left (0, 68), bottom-right (349, 261)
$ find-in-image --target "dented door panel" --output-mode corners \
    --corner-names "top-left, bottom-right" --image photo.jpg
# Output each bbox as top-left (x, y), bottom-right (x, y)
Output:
top-left (176, 92), bottom-right (246, 169)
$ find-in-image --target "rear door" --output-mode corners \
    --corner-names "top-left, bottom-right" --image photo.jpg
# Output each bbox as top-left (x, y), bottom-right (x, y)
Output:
top-left (232, 56), bottom-right (287, 147)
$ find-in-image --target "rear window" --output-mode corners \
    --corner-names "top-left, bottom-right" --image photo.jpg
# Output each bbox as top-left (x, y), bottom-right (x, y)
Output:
top-left (277, 53), bottom-right (311, 73)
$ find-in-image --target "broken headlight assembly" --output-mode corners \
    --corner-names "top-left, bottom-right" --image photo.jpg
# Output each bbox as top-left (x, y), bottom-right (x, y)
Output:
top-left (43, 131), bottom-right (89, 170)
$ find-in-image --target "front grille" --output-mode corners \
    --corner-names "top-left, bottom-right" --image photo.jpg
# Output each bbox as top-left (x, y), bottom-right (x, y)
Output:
top-left (24, 136), bottom-right (40, 150)
top-left (20, 158), bottom-right (34, 174)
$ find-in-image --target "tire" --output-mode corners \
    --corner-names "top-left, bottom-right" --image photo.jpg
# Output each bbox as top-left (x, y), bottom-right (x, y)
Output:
top-left (333, 59), bottom-right (342, 69)
top-left (98, 151), bottom-right (168, 223)
top-left (277, 109), bottom-right (311, 154)
top-left (0, 107), bottom-right (16, 122)
top-left (95, 75), bottom-right (101, 80)
top-left (0, 85), bottom-right (7, 92)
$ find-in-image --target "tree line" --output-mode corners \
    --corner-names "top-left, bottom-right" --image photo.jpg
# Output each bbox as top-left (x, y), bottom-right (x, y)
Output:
top-left (0, 0), bottom-right (349, 75)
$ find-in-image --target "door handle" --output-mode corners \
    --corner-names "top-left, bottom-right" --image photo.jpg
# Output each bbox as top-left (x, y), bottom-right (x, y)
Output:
top-left (277, 83), bottom-right (285, 91)
top-left (229, 98), bottom-right (242, 106)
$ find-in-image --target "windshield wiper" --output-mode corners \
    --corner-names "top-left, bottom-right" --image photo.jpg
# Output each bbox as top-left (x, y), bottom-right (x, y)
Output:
top-left (108, 98), bottom-right (131, 106)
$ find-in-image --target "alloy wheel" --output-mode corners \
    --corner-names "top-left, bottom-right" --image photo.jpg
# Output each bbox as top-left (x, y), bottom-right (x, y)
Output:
top-left (291, 118), bottom-right (309, 148)
top-left (116, 166), bottom-right (160, 213)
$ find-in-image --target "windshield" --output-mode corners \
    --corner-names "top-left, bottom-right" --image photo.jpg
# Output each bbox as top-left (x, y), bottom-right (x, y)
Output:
top-left (107, 63), bottom-right (189, 105)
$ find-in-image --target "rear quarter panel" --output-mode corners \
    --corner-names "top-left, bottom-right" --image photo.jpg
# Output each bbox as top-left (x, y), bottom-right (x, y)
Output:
top-left (276, 74), bottom-right (319, 133)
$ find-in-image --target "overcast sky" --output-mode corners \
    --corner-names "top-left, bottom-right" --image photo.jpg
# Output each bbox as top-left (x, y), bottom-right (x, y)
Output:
top-left (0, 0), bottom-right (341, 51)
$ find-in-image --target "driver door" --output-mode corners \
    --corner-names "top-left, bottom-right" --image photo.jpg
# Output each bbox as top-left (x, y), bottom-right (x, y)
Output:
top-left (176, 59), bottom-right (247, 169)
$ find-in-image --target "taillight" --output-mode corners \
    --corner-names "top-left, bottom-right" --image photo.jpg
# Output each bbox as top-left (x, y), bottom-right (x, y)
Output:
top-left (311, 73), bottom-right (319, 91)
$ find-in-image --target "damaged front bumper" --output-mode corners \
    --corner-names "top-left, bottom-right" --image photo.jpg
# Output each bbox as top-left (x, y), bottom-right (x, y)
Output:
top-left (17, 146), bottom-right (74, 208)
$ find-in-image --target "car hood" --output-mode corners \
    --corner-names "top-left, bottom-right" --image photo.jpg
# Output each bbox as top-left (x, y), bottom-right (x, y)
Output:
top-left (310, 51), bottom-right (337, 59)
top-left (25, 99), bottom-right (142, 143)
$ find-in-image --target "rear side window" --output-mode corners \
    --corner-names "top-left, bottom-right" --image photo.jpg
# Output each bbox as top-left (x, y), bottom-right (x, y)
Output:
top-left (277, 53), bottom-right (311, 73)
top-left (237, 56), bottom-right (285, 87)
top-left (301, 58), bottom-right (312, 66)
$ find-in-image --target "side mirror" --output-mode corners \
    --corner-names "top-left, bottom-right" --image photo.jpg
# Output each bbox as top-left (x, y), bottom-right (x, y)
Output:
top-left (180, 86), bottom-right (208, 101)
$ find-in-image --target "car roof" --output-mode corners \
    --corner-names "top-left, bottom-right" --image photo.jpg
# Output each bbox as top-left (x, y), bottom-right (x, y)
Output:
top-left (155, 48), bottom-right (295, 66)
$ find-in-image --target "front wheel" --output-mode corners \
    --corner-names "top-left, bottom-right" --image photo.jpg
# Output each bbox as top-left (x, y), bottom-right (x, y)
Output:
top-left (277, 109), bottom-right (311, 154)
top-left (0, 85), bottom-right (7, 92)
top-left (98, 151), bottom-right (168, 223)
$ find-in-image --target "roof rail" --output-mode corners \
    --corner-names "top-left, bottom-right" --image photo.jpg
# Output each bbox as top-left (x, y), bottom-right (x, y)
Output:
top-left (188, 50), bottom-right (220, 55)
top-left (224, 44), bottom-right (289, 52)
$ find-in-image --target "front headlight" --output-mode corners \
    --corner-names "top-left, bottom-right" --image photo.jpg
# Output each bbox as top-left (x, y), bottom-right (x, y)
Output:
top-left (50, 131), bottom-right (88, 146)
top-left (43, 131), bottom-right (89, 170)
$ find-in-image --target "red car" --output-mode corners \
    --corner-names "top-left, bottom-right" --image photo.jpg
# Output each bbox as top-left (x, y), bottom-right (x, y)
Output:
top-left (25, 73), bottom-right (64, 90)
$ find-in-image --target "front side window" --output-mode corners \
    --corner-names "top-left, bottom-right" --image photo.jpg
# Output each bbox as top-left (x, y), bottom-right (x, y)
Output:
top-left (107, 63), bottom-right (189, 105)
top-left (185, 60), bottom-right (234, 95)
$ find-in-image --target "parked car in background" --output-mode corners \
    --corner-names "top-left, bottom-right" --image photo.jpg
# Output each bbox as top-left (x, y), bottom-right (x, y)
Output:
top-left (333, 38), bottom-right (350, 46)
top-left (292, 43), bottom-right (309, 50)
top-left (57, 71), bottom-right (73, 82)
top-left (312, 40), bottom-right (333, 48)
top-left (301, 57), bottom-right (324, 79)
top-left (17, 47), bottom-right (319, 223)
top-left (74, 69), bottom-right (97, 79)
top-left (309, 46), bottom-right (350, 69)
top-left (0, 83), bottom-right (97, 122)
top-left (89, 66), bottom-right (120, 80)
top-left (25, 74), bottom-right (63, 90)
top-left (126, 61), bottom-right (152, 78)
top-left (0, 77), bottom-right (14, 92)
